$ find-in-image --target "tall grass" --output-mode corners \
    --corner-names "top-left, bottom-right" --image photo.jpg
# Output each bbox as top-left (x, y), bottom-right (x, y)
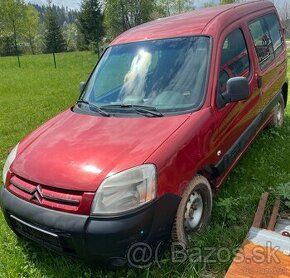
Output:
top-left (0, 52), bottom-right (289, 277)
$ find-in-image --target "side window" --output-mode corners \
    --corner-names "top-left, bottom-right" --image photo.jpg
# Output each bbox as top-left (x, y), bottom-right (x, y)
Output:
top-left (249, 18), bottom-right (274, 69)
top-left (218, 29), bottom-right (250, 94)
top-left (264, 14), bottom-right (284, 57)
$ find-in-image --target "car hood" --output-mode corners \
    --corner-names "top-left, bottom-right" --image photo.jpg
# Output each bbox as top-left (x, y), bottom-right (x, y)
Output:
top-left (12, 109), bottom-right (189, 191)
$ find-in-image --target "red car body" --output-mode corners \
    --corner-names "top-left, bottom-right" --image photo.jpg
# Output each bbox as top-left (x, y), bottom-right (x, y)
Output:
top-left (1, 0), bottom-right (288, 265)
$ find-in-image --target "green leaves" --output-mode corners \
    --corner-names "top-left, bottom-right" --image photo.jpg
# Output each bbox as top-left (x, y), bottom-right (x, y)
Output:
top-left (104, 0), bottom-right (156, 40)
top-left (24, 5), bottom-right (40, 54)
top-left (0, 0), bottom-right (26, 34)
top-left (157, 0), bottom-right (194, 16)
top-left (273, 182), bottom-right (290, 210)
top-left (103, 0), bottom-right (195, 41)
top-left (0, 1), bottom-right (41, 57)
top-left (215, 197), bottom-right (239, 223)
top-left (220, 0), bottom-right (236, 4)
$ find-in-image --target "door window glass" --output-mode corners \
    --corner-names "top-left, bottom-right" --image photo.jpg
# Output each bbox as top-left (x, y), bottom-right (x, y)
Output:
top-left (218, 29), bottom-right (250, 94)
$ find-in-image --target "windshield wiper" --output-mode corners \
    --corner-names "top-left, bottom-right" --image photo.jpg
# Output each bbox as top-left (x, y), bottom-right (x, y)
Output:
top-left (101, 104), bottom-right (164, 117)
top-left (76, 100), bottom-right (111, 117)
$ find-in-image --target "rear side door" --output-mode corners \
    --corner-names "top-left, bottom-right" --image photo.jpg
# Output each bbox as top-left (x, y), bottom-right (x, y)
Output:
top-left (248, 13), bottom-right (287, 117)
top-left (212, 26), bottom-right (261, 180)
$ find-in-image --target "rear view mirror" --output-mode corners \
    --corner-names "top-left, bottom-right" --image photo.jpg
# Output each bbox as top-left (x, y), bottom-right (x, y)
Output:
top-left (80, 82), bottom-right (86, 94)
top-left (218, 77), bottom-right (250, 108)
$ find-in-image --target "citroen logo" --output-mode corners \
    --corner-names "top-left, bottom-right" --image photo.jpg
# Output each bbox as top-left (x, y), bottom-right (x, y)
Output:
top-left (31, 185), bottom-right (43, 203)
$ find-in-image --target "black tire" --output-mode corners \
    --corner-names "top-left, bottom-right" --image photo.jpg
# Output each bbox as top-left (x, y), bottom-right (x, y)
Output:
top-left (171, 175), bottom-right (212, 247)
top-left (269, 95), bottom-right (285, 128)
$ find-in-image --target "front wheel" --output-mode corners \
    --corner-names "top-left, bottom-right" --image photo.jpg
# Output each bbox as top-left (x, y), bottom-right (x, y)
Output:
top-left (269, 96), bottom-right (285, 128)
top-left (171, 175), bottom-right (212, 246)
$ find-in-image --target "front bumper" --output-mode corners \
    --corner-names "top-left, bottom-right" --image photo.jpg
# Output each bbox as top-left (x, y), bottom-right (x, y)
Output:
top-left (0, 187), bottom-right (180, 265)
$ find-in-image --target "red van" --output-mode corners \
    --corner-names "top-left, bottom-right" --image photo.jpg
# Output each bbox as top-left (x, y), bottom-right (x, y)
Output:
top-left (1, 0), bottom-right (288, 266)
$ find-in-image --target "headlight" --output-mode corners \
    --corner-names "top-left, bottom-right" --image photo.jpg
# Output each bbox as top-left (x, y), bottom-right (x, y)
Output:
top-left (91, 164), bottom-right (157, 215)
top-left (2, 143), bottom-right (19, 185)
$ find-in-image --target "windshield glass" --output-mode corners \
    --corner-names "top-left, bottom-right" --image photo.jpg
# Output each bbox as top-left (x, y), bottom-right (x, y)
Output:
top-left (81, 36), bottom-right (210, 114)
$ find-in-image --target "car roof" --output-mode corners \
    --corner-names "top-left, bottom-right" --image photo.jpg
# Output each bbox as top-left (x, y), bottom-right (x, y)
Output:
top-left (110, 0), bottom-right (274, 46)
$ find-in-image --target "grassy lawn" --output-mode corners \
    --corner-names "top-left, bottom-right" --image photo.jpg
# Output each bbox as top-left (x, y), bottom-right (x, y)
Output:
top-left (0, 52), bottom-right (289, 277)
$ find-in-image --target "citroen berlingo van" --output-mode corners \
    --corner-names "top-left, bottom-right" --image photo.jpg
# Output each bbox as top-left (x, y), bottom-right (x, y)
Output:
top-left (1, 0), bottom-right (287, 266)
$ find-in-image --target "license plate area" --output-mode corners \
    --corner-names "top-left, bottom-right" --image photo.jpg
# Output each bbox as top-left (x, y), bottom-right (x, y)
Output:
top-left (10, 215), bottom-right (61, 249)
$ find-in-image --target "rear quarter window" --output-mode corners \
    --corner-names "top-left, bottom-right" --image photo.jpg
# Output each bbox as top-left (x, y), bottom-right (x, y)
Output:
top-left (264, 14), bottom-right (284, 56)
top-left (249, 13), bottom-right (283, 70)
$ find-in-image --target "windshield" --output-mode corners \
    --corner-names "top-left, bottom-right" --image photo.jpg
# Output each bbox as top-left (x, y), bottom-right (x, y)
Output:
top-left (80, 36), bottom-right (211, 114)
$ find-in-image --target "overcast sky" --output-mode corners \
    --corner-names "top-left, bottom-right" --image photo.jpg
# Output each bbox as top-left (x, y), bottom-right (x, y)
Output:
top-left (26, 0), bottom-right (81, 10)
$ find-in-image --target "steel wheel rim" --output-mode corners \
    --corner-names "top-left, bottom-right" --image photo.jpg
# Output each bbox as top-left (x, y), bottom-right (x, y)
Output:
top-left (184, 191), bottom-right (203, 231)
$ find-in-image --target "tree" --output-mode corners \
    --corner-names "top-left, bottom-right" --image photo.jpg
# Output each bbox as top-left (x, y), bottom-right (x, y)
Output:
top-left (203, 1), bottom-right (215, 7)
top-left (273, 0), bottom-right (290, 22)
top-left (0, 35), bottom-right (15, 56)
top-left (0, 0), bottom-right (26, 66)
top-left (24, 5), bottom-right (40, 55)
top-left (220, 0), bottom-right (236, 4)
top-left (78, 0), bottom-right (104, 55)
top-left (63, 22), bottom-right (78, 52)
top-left (158, 0), bottom-right (194, 16)
top-left (272, 0), bottom-right (290, 38)
top-left (44, 1), bottom-right (66, 54)
top-left (104, 0), bottom-right (155, 40)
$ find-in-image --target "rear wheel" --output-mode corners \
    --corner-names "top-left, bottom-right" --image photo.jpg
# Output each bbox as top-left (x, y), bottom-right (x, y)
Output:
top-left (269, 96), bottom-right (285, 128)
top-left (171, 175), bottom-right (212, 246)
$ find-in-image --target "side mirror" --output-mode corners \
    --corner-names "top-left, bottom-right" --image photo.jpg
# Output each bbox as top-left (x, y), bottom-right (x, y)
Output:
top-left (80, 81), bottom-right (86, 94)
top-left (218, 77), bottom-right (250, 108)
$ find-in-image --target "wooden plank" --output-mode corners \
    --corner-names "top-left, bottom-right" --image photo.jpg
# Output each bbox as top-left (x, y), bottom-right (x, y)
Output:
top-left (267, 199), bottom-right (280, 231)
top-left (252, 192), bottom-right (269, 228)
top-left (226, 241), bottom-right (290, 278)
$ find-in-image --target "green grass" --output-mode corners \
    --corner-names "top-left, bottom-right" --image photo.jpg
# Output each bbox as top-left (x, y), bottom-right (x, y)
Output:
top-left (0, 52), bottom-right (289, 278)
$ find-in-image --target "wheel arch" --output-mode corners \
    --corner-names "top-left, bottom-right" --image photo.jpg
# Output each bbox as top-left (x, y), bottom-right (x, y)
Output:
top-left (197, 167), bottom-right (217, 190)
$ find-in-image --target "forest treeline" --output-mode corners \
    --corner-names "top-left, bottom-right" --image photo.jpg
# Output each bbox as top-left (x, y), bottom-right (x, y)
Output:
top-left (0, 0), bottom-right (287, 57)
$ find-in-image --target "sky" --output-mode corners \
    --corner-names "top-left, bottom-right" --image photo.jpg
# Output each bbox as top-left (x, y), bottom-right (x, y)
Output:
top-left (26, 0), bottom-right (81, 10)
top-left (26, 0), bottom-right (218, 10)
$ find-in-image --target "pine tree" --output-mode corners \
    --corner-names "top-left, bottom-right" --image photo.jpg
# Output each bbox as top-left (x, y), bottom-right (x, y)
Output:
top-left (78, 0), bottom-right (103, 53)
top-left (44, 2), bottom-right (66, 53)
